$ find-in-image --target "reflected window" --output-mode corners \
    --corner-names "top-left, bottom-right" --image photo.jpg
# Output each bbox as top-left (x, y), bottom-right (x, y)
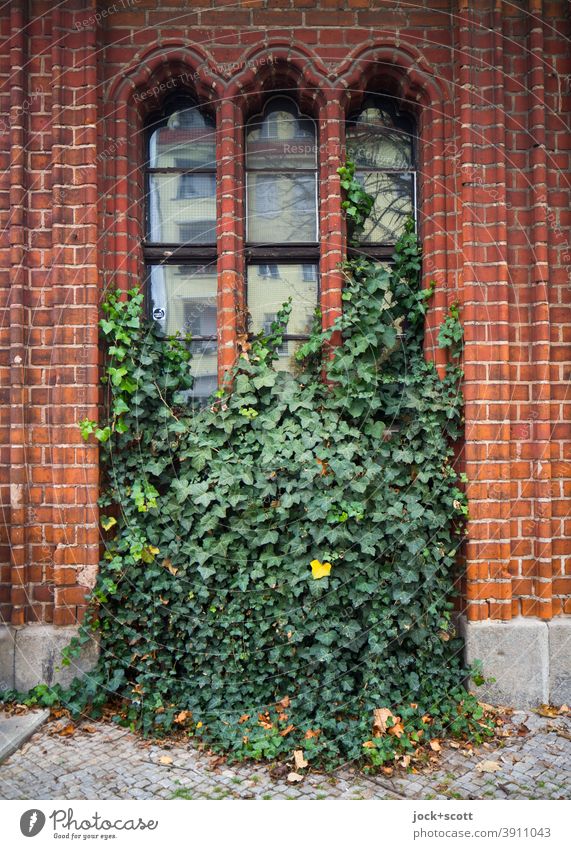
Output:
top-left (346, 98), bottom-right (415, 248)
top-left (245, 97), bottom-right (319, 370)
top-left (144, 100), bottom-right (218, 406)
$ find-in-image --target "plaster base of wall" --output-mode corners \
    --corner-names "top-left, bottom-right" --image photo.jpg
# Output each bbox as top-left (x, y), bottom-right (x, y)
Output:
top-left (0, 624), bottom-right (98, 693)
top-left (459, 616), bottom-right (571, 707)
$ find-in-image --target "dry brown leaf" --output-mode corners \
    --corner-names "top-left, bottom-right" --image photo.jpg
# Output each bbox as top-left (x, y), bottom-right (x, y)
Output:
top-left (429, 739), bottom-right (441, 752)
top-left (238, 714), bottom-right (250, 724)
top-left (162, 558), bottom-right (178, 576)
top-left (448, 741), bottom-right (460, 749)
top-left (258, 712), bottom-right (273, 730)
top-left (558, 704), bottom-right (569, 715)
top-left (537, 704), bottom-right (559, 718)
top-left (287, 772), bottom-right (304, 784)
top-left (278, 696), bottom-right (290, 709)
top-left (476, 760), bottom-right (501, 773)
top-left (516, 724), bottom-right (530, 736)
top-left (372, 707), bottom-right (397, 736)
top-left (387, 722), bottom-right (405, 739)
top-left (279, 724), bottom-right (295, 737)
top-left (399, 755), bottom-right (411, 769)
top-left (174, 710), bottom-right (190, 725)
top-left (81, 725), bottom-right (97, 734)
top-left (159, 755), bottom-right (173, 766)
top-left (381, 766), bottom-right (393, 777)
top-left (293, 750), bottom-right (308, 770)
top-left (362, 740), bottom-right (375, 749)
top-left (58, 723), bottom-right (76, 737)
top-left (304, 728), bottom-right (320, 739)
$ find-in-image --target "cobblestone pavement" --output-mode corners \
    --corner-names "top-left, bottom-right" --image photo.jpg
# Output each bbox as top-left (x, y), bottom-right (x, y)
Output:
top-left (1, 710), bottom-right (570, 800)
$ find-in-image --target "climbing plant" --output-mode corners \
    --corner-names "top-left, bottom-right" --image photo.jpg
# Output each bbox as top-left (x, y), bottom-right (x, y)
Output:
top-left (1, 164), bottom-right (492, 769)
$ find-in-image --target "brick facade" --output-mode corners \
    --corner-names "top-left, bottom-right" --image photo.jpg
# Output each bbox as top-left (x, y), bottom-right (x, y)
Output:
top-left (0, 0), bottom-right (570, 698)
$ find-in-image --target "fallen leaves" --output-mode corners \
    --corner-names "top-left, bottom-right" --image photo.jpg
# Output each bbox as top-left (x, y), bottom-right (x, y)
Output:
top-left (238, 714), bottom-right (250, 724)
top-left (476, 760), bottom-right (501, 773)
top-left (293, 750), bottom-right (308, 770)
top-left (287, 772), bottom-right (304, 784)
top-left (174, 710), bottom-right (191, 725)
top-left (372, 707), bottom-right (401, 737)
top-left (162, 558), bottom-right (178, 576)
top-left (304, 728), bottom-right (320, 740)
top-left (429, 739), bottom-right (442, 752)
top-left (279, 724), bottom-right (295, 737)
top-left (536, 704), bottom-right (559, 718)
top-left (258, 712), bottom-right (273, 730)
top-left (310, 559), bottom-right (332, 580)
top-left (158, 755), bottom-right (173, 766)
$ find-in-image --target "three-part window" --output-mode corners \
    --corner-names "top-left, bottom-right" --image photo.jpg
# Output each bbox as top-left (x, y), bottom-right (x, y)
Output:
top-left (143, 94), bottom-right (416, 403)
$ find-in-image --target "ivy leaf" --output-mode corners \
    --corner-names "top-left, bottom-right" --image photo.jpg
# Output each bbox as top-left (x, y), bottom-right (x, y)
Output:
top-left (310, 560), bottom-right (332, 580)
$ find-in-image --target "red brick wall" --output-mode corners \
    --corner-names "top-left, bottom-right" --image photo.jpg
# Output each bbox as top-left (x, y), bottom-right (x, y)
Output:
top-left (0, 0), bottom-right (569, 628)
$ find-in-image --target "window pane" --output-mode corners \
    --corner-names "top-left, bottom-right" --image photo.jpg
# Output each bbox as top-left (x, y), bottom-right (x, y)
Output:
top-left (149, 264), bottom-right (217, 337)
top-left (149, 107), bottom-right (216, 169)
top-left (346, 105), bottom-right (413, 170)
top-left (149, 265), bottom-right (218, 404)
top-left (358, 172), bottom-right (414, 244)
top-left (246, 173), bottom-right (317, 243)
top-left (248, 263), bottom-right (318, 370)
top-left (188, 341), bottom-right (218, 405)
top-left (246, 99), bottom-right (316, 170)
top-left (148, 173), bottom-right (216, 243)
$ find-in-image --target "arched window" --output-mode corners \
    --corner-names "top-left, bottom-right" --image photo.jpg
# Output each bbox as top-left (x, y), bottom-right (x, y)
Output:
top-left (144, 100), bottom-right (218, 404)
top-left (245, 97), bottom-right (319, 370)
top-left (346, 97), bottom-right (415, 258)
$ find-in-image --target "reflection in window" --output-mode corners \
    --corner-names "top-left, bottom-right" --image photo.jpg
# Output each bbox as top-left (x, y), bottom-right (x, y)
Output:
top-left (248, 263), bottom-right (318, 372)
top-left (148, 264), bottom-right (218, 405)
top-left (346, 99), bottom-right (415, 245)
top-left (147, 104), bottom-right (216, 245)
top-left (246, 97), bottom-right (318, 244)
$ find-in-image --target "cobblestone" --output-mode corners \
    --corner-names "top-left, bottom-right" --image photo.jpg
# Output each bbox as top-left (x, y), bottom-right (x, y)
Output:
top-left (0, 710), bottom-right (570, 800)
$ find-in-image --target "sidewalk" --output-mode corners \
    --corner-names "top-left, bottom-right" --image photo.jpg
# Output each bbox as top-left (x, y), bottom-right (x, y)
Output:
top-left (0, 708), bottom-right (569, 800)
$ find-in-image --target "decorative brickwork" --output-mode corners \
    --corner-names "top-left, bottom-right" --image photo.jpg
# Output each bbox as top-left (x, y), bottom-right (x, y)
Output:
top-left (0, 1), bottom-right (569, 651)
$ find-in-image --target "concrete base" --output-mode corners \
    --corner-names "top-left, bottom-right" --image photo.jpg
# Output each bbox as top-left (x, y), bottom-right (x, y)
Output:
top-left (0, 709), bottom-right (49, 764)
top-left (0, 624), bottom-right (98, 693)
top-left (460, 616), bottom-right (571, 708)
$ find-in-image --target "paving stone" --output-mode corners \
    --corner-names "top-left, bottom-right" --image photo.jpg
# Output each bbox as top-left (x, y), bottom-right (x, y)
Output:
top-left (0, 711), bottom-right (569, 800)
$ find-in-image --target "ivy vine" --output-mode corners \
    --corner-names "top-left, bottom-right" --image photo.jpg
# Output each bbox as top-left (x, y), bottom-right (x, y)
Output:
top-left (1, 164), bottom-right (491, 770)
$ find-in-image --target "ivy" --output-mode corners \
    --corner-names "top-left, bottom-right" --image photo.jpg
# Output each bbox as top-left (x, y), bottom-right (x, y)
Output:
top-left (1, 163), bottom-right (493, 770)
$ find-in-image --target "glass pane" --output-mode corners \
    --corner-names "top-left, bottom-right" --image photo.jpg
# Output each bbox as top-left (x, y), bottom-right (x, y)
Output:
top-left (149, 264), bottom-right (217, 337)
top-left (248, 264), bottom-right (318, 370)
top-left (347, 105), bottom-right (413, 170)
top-left (358, 172), bottom-right (414, 244)
top-left (246, 99), bottom-right (316, 169)
top-left (188, 340), bottom-right (218, 405)
top-left (246, 173), bottom-right (317, 243)
top-left (149, 107), bottom-right (216, 169)
top-left (148, 173), bottom-right (216, 244)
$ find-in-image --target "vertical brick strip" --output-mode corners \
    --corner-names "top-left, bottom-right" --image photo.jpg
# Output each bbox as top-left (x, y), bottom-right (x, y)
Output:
top-left (319, 94), bottom-right (344, 350)
top-left (9, 0), bottom-right (28, 626)
top-left (217, 97), bottom-right (241, 379)
top-left (526, 0), bottom-right (552, 618)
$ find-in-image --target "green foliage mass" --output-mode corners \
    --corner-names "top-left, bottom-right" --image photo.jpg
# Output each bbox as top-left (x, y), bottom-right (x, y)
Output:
top-left (1, 166), bottom-right (491, 768)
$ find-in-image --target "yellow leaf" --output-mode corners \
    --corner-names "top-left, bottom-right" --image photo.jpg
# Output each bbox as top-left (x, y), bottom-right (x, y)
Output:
top-left (310, 559), bottom-right (332, 580)
top-left (101, 516), bottom-right (117, 531)
top-left (148, 545), bottom-right (160, 555)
